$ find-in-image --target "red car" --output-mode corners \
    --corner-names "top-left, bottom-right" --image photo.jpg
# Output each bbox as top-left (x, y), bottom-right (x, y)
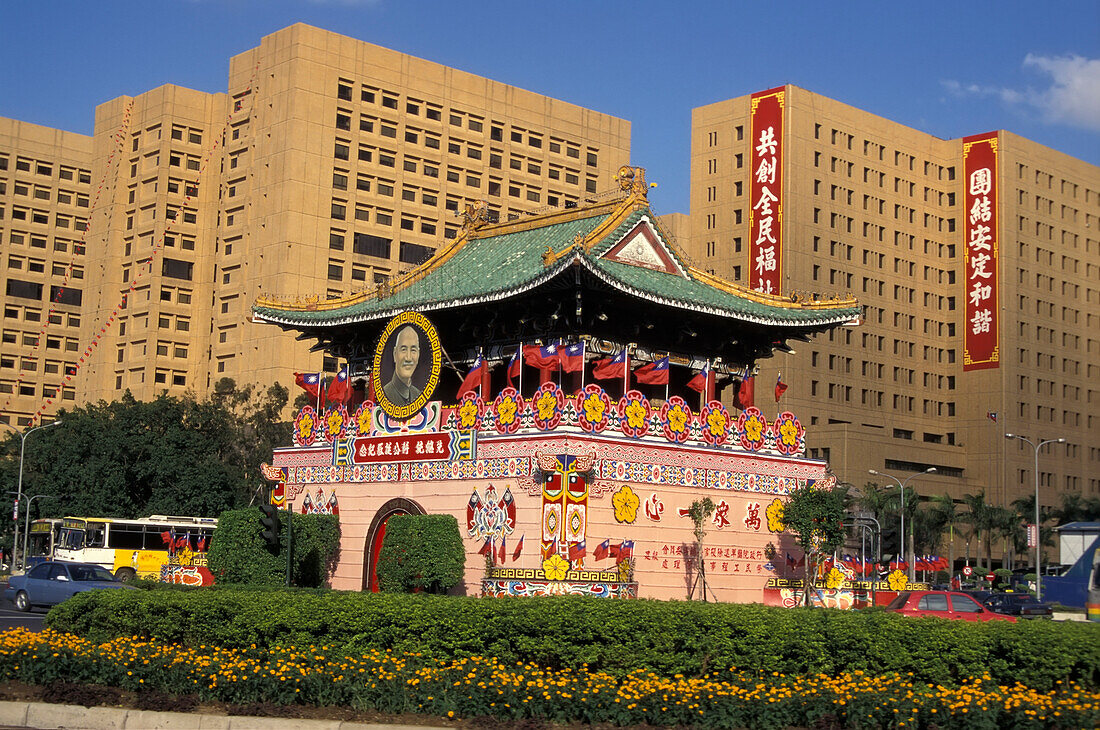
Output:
top-left (885, 590), bottom-right (1017, 622)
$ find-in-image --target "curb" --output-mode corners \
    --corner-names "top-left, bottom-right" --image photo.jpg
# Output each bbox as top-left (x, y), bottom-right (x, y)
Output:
top-left (0, 700), bottom-right (448, 730)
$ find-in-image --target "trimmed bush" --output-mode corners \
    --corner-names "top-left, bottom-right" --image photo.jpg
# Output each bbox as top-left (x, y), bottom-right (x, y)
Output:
top-left (206, 509), bottom-right (339, 587)
top-left (45, 589), bottom-right (1100, 690)
top-left (375, 514), bottom-right (464, 594)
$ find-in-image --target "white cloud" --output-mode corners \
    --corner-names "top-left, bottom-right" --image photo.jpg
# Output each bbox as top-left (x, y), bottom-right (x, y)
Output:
top-left (942, 54), bottom-right (1100, 133)
top-left (1022, 54), bottom-right (1100, 132)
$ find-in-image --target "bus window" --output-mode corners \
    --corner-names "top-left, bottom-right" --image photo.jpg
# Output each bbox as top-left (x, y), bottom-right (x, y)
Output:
top-left (107, 523), bottom-right (145, 550)
top-left (86, 523), bottom-right (106, 548)
top-left (59, 528), bottom-right (84, 550)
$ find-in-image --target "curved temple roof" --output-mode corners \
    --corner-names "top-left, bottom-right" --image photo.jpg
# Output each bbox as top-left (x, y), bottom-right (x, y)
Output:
top-left (253, 167), bottom-right (861, 365)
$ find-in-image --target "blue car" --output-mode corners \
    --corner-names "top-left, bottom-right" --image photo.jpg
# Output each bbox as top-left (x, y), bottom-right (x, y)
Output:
top-left (4, 561), bottom-right (135, 611)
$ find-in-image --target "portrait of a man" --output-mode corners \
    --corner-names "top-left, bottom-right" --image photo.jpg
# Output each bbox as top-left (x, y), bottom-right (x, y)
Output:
top-left (383, 325), bottom-right (422, 407)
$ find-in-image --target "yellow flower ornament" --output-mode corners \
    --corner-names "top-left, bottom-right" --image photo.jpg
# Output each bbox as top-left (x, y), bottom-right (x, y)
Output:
top-left (612, 485), bottom-right (639, 524)
top-left (542, 553), bottom-right (569, 581)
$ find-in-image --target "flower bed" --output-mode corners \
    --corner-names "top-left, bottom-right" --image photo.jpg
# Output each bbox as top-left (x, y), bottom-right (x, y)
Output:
top-left (1, 628), bottom-right (1097, 729)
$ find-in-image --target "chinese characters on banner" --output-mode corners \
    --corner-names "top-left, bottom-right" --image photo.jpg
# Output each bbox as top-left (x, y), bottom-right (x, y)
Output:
top-left (962, 133), bottom-right (1000, 371)
top-left (749, 87), bottom-right (785, 294)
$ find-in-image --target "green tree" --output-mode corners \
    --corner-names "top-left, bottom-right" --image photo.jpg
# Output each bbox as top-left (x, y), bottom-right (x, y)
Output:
top-left (928, 494), bottom-right (962, 585)
top-left (781, 482), bottom-right (847, 606)
top-left (0, 382), bottom-right (291, 542)
top-left (962, 491), bottom-right (994, 571)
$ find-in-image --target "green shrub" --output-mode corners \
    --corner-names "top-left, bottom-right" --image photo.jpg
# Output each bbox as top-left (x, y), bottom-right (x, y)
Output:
top-left (206, 508), bottom-right (339, 587)
top-left (45, 589), bottom-right (1100, 690)
top-left (375, 514), bottom-right (464, 594)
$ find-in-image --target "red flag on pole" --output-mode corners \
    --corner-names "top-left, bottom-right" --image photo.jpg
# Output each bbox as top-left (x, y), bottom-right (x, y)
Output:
top-left (774, 372), bottom-right (788, 402)
top-left (568, 540), bottom-right (586, 562)
top-left (498, 535), bottom-right (507, 565)
top-left (634, 357), bottom-right (669, 385)
top-left (524, 344), bottom-right (561, 370)
top-left (594, 538), bottom-right (610, 561)
top-left (561, 342), bottom-right (585, 373)
top-left (687, 361), bottom-right (709, 393)
top-left (294, 372), bottom-right (322, 400)
top-left (326, 367), bottom-right (351, 404)
top-left (506, 345), bottom-right (522, 387)
top-left (512, 534), bottom-right (525, 561)
top-left (458, 353), bottom-right (485, 398)
top-left (592, 350), bottom-right (627, 380)
top-left (734, 376), bottom-right (755, 409)
top-left (478, 538), bottom-right (493, 556)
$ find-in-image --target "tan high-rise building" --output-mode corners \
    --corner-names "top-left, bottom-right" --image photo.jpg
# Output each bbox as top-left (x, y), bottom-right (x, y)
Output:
top-left (0, 119), bottom-right (94, 428)
top-left (73, 23), bottom-right (630, 404)
top-left (687, 85), bottom-right (1099, 516)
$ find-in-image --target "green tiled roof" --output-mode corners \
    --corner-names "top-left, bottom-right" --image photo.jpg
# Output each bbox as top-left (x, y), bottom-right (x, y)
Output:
top-left (253, 196), bottom-right (861, 329)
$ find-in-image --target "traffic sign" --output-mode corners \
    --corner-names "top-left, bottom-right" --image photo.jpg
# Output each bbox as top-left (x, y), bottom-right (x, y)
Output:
top-left (963, 565), bottom-right (973, 577)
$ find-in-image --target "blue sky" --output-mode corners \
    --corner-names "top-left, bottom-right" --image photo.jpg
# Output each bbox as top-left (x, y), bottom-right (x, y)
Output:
top-left (1, 1), bottom-right (1096, 215)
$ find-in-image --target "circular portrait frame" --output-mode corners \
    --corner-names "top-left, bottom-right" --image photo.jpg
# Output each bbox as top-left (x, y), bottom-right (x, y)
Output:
top-left (371, 311), bottom-right (442, 420)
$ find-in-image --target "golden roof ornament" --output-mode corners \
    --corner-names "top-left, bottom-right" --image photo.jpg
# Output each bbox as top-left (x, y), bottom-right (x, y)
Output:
top-left (615, 165), bottom-right (650, 199)
top-left (460, 200), bottom-right (491, 232)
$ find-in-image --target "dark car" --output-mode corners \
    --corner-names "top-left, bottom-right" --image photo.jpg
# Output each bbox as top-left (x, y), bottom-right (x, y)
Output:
top-left (983, 592), bottom-right (1053, 619)
top-left (4, 561), bottom-right (135, 611)
top-left (885, 590), bottom-right (1017, 622)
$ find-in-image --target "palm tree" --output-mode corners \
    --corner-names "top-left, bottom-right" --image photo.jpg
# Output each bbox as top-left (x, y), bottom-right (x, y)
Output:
top-left (962, 491), bottom-right (995, 571)
top-left (929, 494), bottom-right (961, 585)
top-left (988, 506), bottom-right (1019, 571)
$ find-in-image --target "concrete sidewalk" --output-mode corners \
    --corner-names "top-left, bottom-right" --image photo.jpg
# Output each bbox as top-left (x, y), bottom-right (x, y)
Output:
top-left (0, 701), bottom-right (449, 730)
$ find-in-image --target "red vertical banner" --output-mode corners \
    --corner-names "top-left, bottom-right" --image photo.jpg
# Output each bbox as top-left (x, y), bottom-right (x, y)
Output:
top-left (962, 132), bottom-right (1000, 371)
top-left (749, 87), bottom-right (785, 294)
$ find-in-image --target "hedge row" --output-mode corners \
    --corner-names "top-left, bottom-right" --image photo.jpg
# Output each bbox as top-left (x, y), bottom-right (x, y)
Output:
top-left (46, 589), bottom-right (1100, 690)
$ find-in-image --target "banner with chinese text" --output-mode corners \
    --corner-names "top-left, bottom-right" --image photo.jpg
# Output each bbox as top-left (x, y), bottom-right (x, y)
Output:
top-left (749, 87), bottom-right (785, 294)
top-left (962, 132), bottom-right (1000, 371)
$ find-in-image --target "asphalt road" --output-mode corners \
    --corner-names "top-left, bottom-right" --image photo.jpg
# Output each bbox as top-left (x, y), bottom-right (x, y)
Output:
top-left (0, 580), bottom-right (48, 632)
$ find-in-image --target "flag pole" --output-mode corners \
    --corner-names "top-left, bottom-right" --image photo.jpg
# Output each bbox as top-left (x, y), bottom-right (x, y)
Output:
top-left (664, 352), bottom-right (670, 402)
top-left (518, 342), bottom-right (524, 396)
top-left (624, 343), bottom-right (630, 394)
top-left (580, 340), bottom-right (586, 392)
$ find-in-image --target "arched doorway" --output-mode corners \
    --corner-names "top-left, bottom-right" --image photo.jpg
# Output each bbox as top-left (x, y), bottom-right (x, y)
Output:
top-left (362, 498), bottom-right (426, 592)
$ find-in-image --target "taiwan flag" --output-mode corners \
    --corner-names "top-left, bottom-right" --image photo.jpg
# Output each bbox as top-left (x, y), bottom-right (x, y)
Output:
top-left (733, 376), bottom-right (754, 410)
top-left (506, 345), bottom-right (522, 387)
top-left (524, 343), bottom-right (561, 370)
top-left (512, 534), bottom-right (525, 561)
top-left (774, 373), bottom-right (788, 402)
top-left (687, 362), bottom-right (709, 393)
top-left (634, 357), bottom-right (669, 385)
top-left (294, 372), bottom-right (322, 400)
top-left (458, 353), bottom-right (485, 398)
top-left (594, 538), bottom-right (610, 561)
top-left (561, 342), bottom-right (585, 373)
top-left (568, 540), bottom-right (586, 561)
top-left (592, 350), bottom-right (627, 380)
top-left (497, 535), bottom-right (507, 565)
top-left (327, 366), bottom-right (351, 404)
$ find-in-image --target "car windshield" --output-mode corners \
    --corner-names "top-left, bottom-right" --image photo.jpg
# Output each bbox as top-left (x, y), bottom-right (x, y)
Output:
top-left (69, 565), bottom-right (116, 582)
top-left (886, 592), bottom-right (910, 610)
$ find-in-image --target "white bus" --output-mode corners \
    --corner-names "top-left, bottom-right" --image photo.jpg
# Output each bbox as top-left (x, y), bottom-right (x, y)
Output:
top-left (55, 515), bottom-right (217, 584)
top-left (25, 518), bottom-right (64, 569)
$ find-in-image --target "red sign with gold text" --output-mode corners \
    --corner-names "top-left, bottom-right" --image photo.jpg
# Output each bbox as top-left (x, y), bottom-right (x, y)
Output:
top-left (749, 87), bottom-right (785, 294)
top-left (962, 132), bottom-right (999, 371)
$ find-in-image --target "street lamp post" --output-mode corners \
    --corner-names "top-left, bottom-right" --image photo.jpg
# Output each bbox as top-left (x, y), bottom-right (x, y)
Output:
top-left (1005, 434), bottom-right (1065, 602)
top-left (12, 420), bottom-right (61, 571)
top-left (21, 494), bottom-right (57, 569)
top-left (869, 467), bottom-right (936, 581)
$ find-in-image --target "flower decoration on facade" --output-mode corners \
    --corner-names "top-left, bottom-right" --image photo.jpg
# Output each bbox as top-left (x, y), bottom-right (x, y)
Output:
top-left (577, 385), bottom-right (611, 433)
top-left (492, 388), bottom-right (523, 435)
top-left (765, 497), bottom-right (786, 533)
top-left (824, 567), bottom-right (847, 589)
top-left (542, 553), bottom-right (569, 581)
top-left (324, 405), bottom-right (348, 442)
top-left (612, 485), bottom-right (640, 524)
top-left (457, 392), bottom-right (484, 430)
top-left (659, 396), bottom-right (692, 443)
top-left (736, 406), bottom-right (768, 451)
top-left (352, 402), bottom-right (372, 437)
top-left (887, 569), bottom-right (909, 591)
top-left (773, 411), bottom-right (805, 456)
top-left (617, 390), bottom-right (651, 438)
top-left (293, 407), bottom-right (317, 446)
top-left (699, 401), bottom-right (731, 446)
top-left (532, 383), bottom-right (564, 430)
top-left (616, 558), bottom-right (634, 582)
